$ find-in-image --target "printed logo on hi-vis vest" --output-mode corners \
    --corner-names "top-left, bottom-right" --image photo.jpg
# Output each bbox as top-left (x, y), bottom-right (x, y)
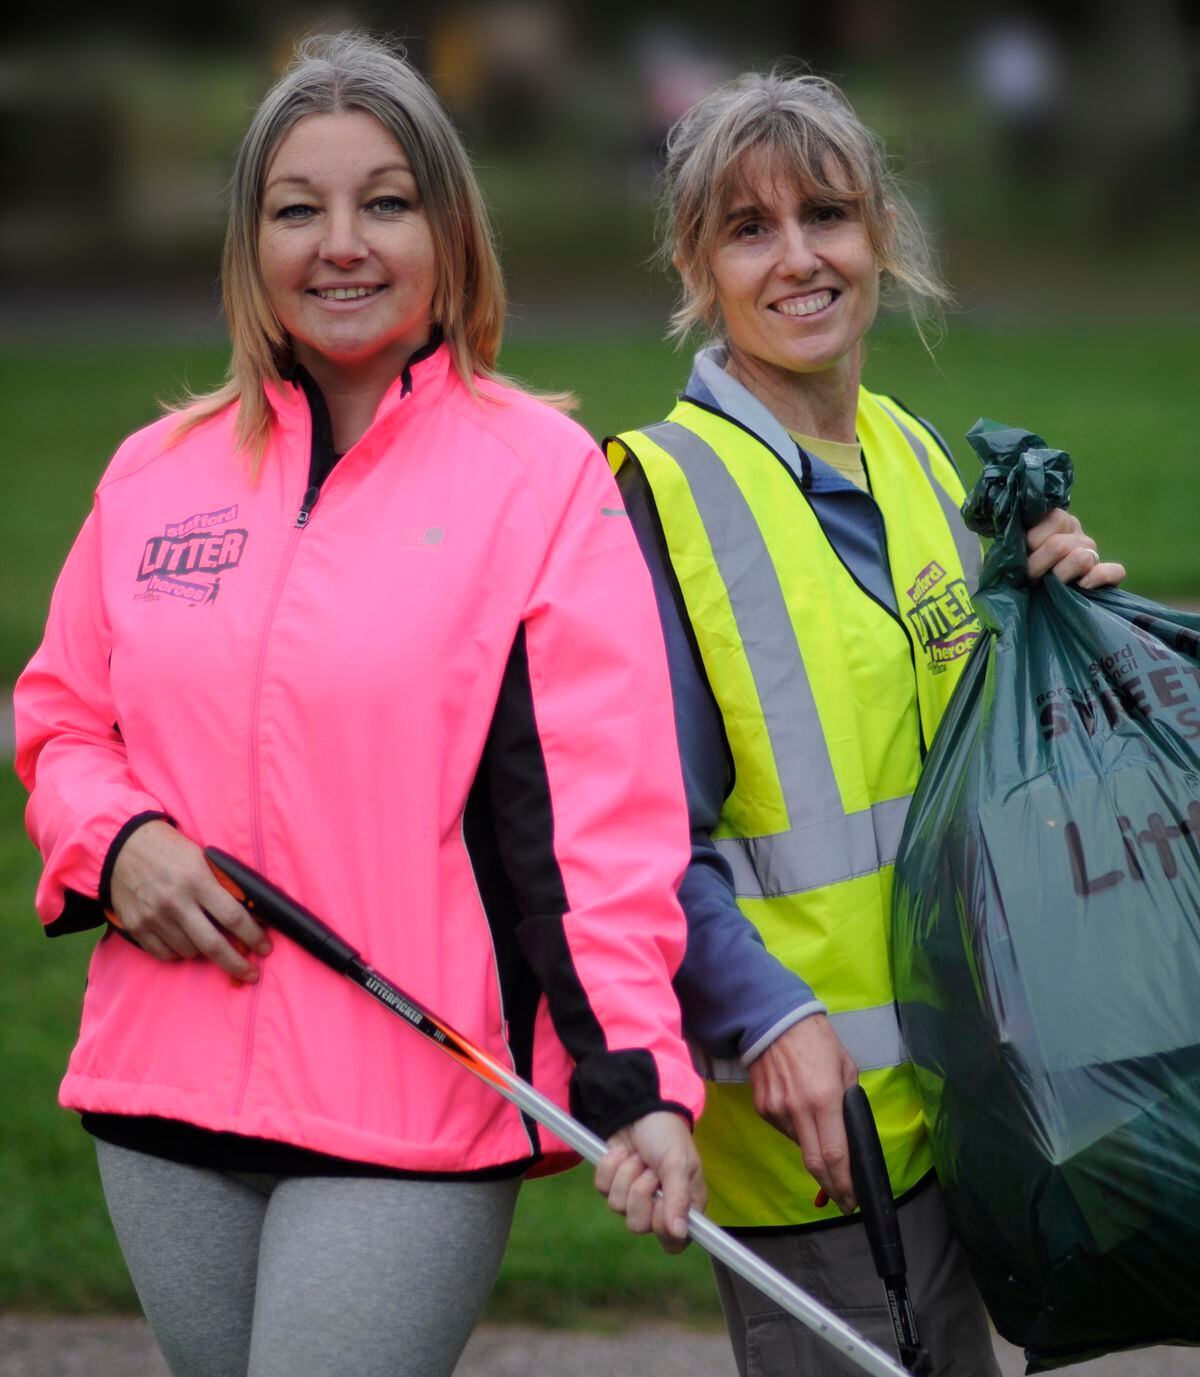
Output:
top-left (904, 559), bottom-right (978, 673)
top-left (134, 504), bottom-right (248, 606)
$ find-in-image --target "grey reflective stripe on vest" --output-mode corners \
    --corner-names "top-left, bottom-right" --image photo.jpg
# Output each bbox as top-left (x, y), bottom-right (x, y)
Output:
top-left (694, 1003), bottom-right (909, 1081)
top-left (714, 794), bottom-right (911, 899)
top-left (642, 421), bottom-right (844, 836)
top-left (876, 400), bottom-right (983, 594)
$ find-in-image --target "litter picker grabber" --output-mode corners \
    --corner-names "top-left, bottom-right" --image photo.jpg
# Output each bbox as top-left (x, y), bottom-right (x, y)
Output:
top-left (844, 1084), bottom-right (933, 1375)
top-left (205, 846), bottom-right (910, 1377)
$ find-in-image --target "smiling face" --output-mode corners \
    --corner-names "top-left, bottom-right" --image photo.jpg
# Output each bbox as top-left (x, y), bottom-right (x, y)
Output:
top-left (706, 149), bottom-right (880, 399)
top-left (258, 110), bottom-right (437, 378)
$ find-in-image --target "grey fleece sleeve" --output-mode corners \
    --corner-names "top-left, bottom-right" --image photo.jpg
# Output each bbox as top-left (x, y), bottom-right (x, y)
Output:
top-left (615, 459), bottom-right (826, 1064)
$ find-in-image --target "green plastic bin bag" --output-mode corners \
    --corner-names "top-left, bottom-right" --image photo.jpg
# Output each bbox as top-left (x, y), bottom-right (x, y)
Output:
top-left (892, 420), bottom-right (1200, 1372)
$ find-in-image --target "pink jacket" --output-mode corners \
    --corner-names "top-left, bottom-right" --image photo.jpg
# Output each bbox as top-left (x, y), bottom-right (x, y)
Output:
top-left (15, 344), bottom-right (703, 1173)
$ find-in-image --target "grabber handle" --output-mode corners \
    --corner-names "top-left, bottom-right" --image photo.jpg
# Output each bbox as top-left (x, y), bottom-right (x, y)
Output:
top-left (206, 847), bottom-right (360, 974)
top-left (844, 1084), bottom-right (907, 1281)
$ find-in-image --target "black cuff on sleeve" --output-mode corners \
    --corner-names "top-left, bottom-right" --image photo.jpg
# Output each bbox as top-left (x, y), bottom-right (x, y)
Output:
top-left (44, 890), bottom-right (108, 938)
top-left (600, 1098), bottom-right (696, 1139)
top-left (569, 1048), bottom-right (694, 1140)
top-left (45, 811), bottom-right (169, 938)
top-left (98, 811), bottom-right (169, 909)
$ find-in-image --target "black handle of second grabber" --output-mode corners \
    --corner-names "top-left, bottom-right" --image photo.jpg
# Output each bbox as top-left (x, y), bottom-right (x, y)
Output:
top-left (844, 1084), bottom-right (906, 1282)
top-left (205, 847), bottom-right (361, 974)
top-left (845, 1086), bottom-right (932, 1375)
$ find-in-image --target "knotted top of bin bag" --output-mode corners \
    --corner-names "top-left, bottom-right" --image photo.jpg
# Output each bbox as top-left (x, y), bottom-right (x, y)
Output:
top-left (961, 418), bottom-right (1074, 595)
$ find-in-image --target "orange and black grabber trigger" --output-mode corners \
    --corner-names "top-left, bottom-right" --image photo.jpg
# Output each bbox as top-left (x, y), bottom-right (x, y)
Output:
top-left (844, 1085), bottom-right (933, 1376)
top-left (206, 846), bottom-right (914, 1377)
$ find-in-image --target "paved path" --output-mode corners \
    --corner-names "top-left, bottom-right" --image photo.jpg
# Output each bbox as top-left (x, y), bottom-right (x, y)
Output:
top-left (1, 1317), bottom-right (1198, 1377)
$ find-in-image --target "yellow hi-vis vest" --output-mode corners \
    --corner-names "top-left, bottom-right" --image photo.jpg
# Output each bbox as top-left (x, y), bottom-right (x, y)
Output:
top-left (608, 388), bottom-right (982, 1227)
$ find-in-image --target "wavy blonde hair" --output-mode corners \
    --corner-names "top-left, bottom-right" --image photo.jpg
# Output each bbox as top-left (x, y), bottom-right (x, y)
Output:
top-left (658, 69), bottom-right (952, 346)
top-left (173, 32), bottom-right (508, 459)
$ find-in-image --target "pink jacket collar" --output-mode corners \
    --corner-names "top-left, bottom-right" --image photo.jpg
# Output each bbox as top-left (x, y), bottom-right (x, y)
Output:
top-left (263, 338), bottom-right (457, 439)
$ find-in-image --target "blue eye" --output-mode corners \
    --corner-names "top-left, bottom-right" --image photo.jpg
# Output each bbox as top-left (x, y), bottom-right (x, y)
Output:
top-left (276, 204), bottom-right (314, 221)
top-left (371, 196), bottom-right (411, 214)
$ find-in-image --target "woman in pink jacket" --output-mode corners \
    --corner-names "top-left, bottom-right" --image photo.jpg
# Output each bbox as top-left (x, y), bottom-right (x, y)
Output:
top-left (15, 32), bottom-right (704, 1377)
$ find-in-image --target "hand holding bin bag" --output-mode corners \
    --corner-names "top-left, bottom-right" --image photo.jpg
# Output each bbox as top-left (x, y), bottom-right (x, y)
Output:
top-left (891, 419), bottom-right (1200, 1372)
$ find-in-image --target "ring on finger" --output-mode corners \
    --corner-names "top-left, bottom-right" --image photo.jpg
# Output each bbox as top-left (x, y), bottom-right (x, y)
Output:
top-left (1084, 548), bottom-right (1100, 567)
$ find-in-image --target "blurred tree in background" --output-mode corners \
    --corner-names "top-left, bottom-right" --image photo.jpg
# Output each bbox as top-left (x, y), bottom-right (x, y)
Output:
top-left (3, 1), bottom-right (1196, 314)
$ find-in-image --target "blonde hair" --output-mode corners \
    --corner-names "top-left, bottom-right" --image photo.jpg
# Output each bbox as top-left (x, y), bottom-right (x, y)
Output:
top-left (173, 32), bottom-right (507, 459)
top-left (658, 69), bottom-right (952, 345)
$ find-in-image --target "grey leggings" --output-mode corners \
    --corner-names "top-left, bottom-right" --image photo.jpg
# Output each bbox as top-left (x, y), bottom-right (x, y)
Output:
top-left (96, 1140), bottom-right (520, 1377)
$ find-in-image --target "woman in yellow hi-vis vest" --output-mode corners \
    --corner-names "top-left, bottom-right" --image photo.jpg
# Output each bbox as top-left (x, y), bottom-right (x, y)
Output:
top-left (605, 71), bottom-right (1125, 1376)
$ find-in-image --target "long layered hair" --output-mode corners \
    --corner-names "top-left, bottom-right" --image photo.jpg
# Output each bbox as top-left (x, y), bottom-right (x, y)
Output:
top-left (658, 69), bottom-right (952, 346)
top-left (173, 32), bottom-right (506, 460)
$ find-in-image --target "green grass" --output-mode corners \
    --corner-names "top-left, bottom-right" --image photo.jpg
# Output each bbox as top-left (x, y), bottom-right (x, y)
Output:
top-left (0, 769), bottom-right (136, 1313)
top-left (2, 319), bottom-right (1195, 1317)
top-left (2, 322), bottom-right (1196, 682)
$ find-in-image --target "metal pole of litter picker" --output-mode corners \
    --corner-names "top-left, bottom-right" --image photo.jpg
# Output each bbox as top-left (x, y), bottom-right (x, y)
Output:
top-left (206, 846), bottom-right (911, 1377)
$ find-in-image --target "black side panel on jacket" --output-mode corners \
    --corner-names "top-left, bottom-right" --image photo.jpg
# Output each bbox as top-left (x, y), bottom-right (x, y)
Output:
top-left (473, 625), bottom-right (669, 1140)
top-left (463, 747), bottom-right (544, 1155)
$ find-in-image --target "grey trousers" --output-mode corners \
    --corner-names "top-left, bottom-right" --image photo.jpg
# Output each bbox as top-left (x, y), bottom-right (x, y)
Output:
top-left (96, 1139), bottom-right (521, 1377)
top-left (712, 1180), bottom-right (1001, 1377)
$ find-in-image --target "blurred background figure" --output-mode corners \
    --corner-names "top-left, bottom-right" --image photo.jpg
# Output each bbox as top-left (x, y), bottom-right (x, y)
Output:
top-left (431, 2), bottom-right (570, 145)
top-left (971, 10), bottom-right (1061, 182)
top-left (632, 25), bottom-right (730, 176)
